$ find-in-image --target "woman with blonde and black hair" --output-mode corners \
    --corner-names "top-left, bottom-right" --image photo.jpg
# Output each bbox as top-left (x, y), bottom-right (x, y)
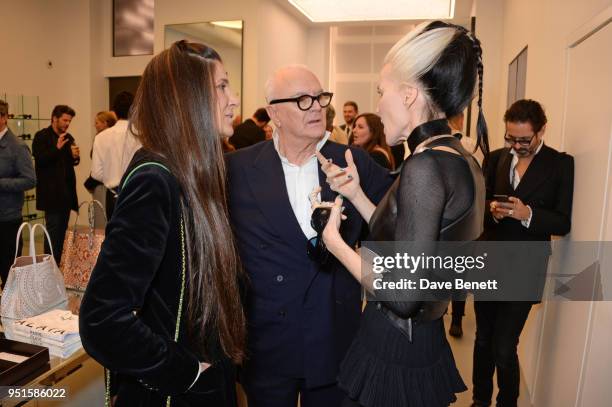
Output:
top-left (318, 21), bottom-right (488, 406)
top-left (80, 41), bottom-right (246, 406)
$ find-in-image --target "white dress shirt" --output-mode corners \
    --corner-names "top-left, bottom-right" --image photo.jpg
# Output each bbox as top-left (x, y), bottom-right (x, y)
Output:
top-left (0, 127), bottom-right (8, 140)
top-left (91, 120), bottom-right (141, 190)
top-left (508, 139), bottom-right (544, 228)
top-left (273, 130), bottom-right (330, 240)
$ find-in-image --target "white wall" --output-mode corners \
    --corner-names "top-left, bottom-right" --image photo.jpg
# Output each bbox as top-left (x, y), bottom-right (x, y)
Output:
top-left (256, 0), bottom-right (310, 106)
top-left (474, 0), bottom-right (505, 150)
top-left (489, 1), bottom-right (612, 405)
top-left (94, 0), bottom-right (320, 121)
top-left (306, 27), bottom-right (331, 90)
top-left (0, 0), bottom-right (96, 220)
top-left (1, 0), bottom-right (323, 221)
top-left (496, 0), bottom-right (610, 151)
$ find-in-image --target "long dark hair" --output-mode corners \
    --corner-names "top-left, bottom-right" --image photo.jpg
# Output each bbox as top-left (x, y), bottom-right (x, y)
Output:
top-left (130, 40), bottom-right (246, 363)
top-left (352, 113), bottom-right (395, 169)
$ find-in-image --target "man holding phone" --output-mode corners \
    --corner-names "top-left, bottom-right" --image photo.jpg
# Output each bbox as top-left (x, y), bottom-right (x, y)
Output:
top-left (32, 105), bottom-right (80, 265)
top-left (471, 99), bottom-right (574, 407)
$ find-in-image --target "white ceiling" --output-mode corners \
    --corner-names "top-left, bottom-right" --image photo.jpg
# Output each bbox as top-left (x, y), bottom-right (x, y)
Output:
top-left (275, 0), bottom-right (474, 28)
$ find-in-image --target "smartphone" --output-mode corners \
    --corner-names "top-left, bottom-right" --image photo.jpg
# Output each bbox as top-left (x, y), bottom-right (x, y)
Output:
top-left (493, 194), bottom-right (511, 202)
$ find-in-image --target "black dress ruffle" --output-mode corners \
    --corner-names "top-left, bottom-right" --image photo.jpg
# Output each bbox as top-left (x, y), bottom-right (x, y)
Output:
top-left (338, 303), bottom-right (466, 407)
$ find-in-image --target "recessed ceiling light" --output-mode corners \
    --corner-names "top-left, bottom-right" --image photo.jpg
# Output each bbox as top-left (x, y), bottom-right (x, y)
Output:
top-left (288, 0), bottom-right (455, 23)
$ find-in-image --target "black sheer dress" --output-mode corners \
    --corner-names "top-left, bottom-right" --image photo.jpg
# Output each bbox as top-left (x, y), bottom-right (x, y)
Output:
top-left (338, 120), bottom-right (485, 407)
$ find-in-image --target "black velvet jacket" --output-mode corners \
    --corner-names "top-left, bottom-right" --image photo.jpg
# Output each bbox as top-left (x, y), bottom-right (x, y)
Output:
top-left (80, 149), bottom-right (236, 407)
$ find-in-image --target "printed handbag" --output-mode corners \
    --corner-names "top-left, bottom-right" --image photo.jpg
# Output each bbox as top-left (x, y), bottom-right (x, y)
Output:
top-left (59, 200), bottom-right (107, 291)
top-left (1, 223), bottom-right (68, 319)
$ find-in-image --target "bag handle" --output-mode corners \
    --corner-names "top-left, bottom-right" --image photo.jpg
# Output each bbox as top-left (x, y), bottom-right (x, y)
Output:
top-left (122, 162), bottom-right (171, 187)
top-left (14, 222), bottom-right (33, 262)
top-left (71, 200), bottom-right (107, 233)
top-left (88, 199), bottom-right (107, 227)
top-left (31, 223), bottom-right (55, 263)
top-left (104, 161), bottom-right (184, 407)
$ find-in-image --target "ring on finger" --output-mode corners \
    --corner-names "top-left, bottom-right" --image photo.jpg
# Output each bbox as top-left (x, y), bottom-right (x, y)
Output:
top-left (508, 209), bottom-right (514, 216)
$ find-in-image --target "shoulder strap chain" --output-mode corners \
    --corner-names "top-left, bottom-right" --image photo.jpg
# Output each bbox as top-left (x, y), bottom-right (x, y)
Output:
top-left (103, 162), bottom-right (186, 407)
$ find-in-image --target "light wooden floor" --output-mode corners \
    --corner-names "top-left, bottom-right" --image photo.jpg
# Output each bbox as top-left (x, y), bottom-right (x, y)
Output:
top-left (445, 299), bottom-right (533, 407)
top-left (237, 298), bottom-right (534, 407)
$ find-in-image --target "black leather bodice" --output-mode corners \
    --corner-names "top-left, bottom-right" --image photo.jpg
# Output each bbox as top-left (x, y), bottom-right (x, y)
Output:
top-left (369, 137), bottom-right (485, 243)
top-left (368, 120), bottom-right (485, 332)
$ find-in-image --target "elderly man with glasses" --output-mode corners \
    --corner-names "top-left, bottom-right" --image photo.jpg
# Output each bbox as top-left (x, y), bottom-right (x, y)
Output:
top-left (226, 65), bottom-right (393, 407)
top-left (472, 99), bottom-right (574, 407)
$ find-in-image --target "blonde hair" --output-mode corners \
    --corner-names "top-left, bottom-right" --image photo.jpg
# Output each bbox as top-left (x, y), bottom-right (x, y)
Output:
top-left (384, 22), bottom-right (457, 85)
top-left (95, 111), bottom-right (117, 128)
top-left (383, 21), bottom-right (489, 155)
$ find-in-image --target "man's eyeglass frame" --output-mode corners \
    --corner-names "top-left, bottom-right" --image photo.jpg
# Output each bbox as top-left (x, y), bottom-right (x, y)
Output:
top-left (269, 92), bottom-right (334, 111)
top-left (504, 133), bottom-right (537, 146)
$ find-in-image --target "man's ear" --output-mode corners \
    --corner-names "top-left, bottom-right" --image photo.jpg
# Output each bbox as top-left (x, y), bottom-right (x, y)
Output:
top-left (266, 106), bottom-right (280, 127)
top-left (399, 83), bottom-right (418, 110)
top-left (537, 124), bottom-right (546, 137)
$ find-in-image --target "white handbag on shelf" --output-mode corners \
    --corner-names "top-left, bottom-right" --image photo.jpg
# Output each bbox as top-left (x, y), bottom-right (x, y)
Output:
top-left (0, 222), bottom-right (68, 320)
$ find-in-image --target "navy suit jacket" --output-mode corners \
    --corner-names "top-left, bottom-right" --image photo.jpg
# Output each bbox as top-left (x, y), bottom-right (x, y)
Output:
top-left (227, 140), bottom-right (393, 388)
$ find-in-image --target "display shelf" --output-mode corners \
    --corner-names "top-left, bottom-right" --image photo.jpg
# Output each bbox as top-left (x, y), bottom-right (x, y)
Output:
top-left (1, 93), bottom-right (43, 223)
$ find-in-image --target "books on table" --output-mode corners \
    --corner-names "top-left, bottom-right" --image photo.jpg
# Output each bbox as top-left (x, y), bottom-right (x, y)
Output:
top-left (6, 309), bottom-right (82, 358)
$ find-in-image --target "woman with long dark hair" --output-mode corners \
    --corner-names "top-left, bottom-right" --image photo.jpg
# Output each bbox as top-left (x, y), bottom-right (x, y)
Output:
top-left (318, 21), bottom-right (488, 406)
top-left (80, 40), bottom-right (246, 407)
top-left (351, 113), bottom-right (394, 170)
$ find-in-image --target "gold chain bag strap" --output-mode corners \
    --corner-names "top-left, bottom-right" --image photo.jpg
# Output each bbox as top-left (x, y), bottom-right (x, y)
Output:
top-left (104, 162), bottom-right (187, 407)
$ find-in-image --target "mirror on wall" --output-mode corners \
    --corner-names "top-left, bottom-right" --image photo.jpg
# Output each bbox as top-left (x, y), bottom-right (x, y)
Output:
top-left (164, 21), bottom-right (243, 116)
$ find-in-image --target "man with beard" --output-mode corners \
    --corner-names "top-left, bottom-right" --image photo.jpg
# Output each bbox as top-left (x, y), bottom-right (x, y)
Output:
top-left (472, 99), bottom-right (574, 407)
top-left (339, 101), bottom-right (358, 140)
top-left (33, 105), bottom-right (80, 265)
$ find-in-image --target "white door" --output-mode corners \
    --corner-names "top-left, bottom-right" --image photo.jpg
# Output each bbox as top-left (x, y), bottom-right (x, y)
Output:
top-left (534, 9), bottom-right (612, 407)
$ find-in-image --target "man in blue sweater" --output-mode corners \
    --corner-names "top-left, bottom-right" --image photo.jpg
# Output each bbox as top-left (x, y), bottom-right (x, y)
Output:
top-left (0, 99), bottom-right (36, 288)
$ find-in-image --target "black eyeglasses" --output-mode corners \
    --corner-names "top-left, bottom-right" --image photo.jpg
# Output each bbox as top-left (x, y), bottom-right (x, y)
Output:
top-left (269, 92), bottom-right (334, 111)
top-left (307, 206), bottom-right (332, 265)
top-left (504, 133), bottom-right (536, 146)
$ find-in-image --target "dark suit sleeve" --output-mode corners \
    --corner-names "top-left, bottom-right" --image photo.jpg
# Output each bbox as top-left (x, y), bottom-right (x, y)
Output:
top-left (229, 134), bottom-right (246, 150)
top-left (32, 131), bottom-right (62, 168)
top-left (230, 121), bottom-right (265, 150)
top-left (369, 150), bottom-right (392, 170)
top-left (352, 146), bottom-right (394, 204)
top-left (528, 154), bottom-right (574, 236)
top-left (67, 134), bottom-right (80, 166)
top-left (482, 150), bottom-right (501, 230)
top-left (79, 168), bottom-right (200, 395)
